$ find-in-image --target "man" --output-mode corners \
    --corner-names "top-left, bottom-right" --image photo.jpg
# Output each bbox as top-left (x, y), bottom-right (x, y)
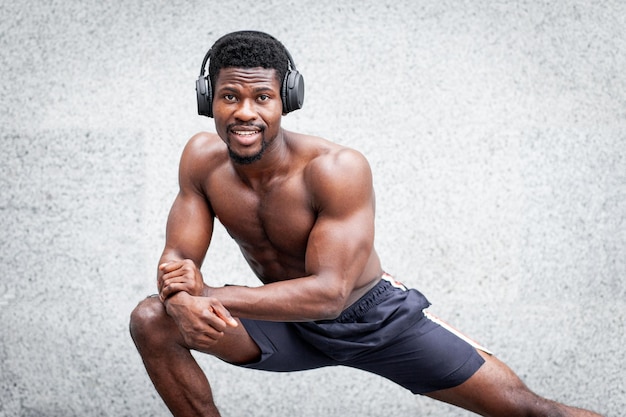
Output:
top-left (130, 31), bottom-right (602, 417)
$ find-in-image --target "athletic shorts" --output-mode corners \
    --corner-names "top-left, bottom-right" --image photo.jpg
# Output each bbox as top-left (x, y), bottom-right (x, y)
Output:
top-left (236, 274), bottom-right (486, 394)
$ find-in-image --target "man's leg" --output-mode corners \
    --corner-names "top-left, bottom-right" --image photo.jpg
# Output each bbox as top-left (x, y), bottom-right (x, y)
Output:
top-left (129, 296), bottom-right (261, 417)
top-left (425, 350), bottom-right (603, 417)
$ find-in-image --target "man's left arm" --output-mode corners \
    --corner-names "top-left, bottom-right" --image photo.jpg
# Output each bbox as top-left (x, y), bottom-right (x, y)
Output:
top-left (208, 148), bottom-right (377, 321)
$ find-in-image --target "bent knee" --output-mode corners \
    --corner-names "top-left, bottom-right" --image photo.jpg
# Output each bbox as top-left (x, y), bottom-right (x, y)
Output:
top-left (129, 296), bottom-right (167, 340)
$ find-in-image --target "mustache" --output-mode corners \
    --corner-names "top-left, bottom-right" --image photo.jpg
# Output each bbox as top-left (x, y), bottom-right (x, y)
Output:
top-left (227, 123), bottom-right (265, 131)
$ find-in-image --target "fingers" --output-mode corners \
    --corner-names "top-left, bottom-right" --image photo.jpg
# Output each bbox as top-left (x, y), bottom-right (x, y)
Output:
top-left (157, 261), bottom-right (175, 295)
top-left (196, 298), bottom-right (238, 329)
top-left (158, 260), bottom-right (194, 281)
top-left (210, 304), bottom-right (238, 328)
top-left (158, 260), bottom-right (203, 299)
top-left (159, 271), bottom-right (189, 299)
top-left (165, 293), bottom-right (238, 345)
top-left (160, 282), bottom-right (186, 301)
top-left (180, 303), bottom-right (238, 349)
top-left (158, 261), bottom-right (184, 288)
top-left (181, 316), bottom-right (226, 349)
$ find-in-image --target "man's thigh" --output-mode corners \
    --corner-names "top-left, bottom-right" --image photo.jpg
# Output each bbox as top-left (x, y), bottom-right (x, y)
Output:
top-left (347, 312), bottom-right (486, 394)
top-left (199, 317), bottom-right (263, 365)
top-left (233, 319), bottom-right (336, 372)
top-left (424, 351), bottom-right (545, 416)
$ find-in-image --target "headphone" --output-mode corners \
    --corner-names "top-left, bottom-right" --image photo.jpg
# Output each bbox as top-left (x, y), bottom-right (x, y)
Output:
top-left (195, 35), bottom-right (305, 118)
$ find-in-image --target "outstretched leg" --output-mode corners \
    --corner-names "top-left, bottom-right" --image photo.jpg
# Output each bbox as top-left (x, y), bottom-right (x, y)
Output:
top-left (129, 296), bottom-right (260, 417)
top-left (425, 350), bottom-right (603, 417)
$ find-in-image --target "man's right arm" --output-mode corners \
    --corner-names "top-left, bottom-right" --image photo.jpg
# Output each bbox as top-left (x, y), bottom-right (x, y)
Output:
top-left (156, 134), bottom-right (239, 345)
top-left (157, 134), bottom-right (216, 298)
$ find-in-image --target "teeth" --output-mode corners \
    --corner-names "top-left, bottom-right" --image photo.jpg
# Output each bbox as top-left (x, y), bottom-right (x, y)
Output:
top-left (233, 131), bottom-right (257, 136)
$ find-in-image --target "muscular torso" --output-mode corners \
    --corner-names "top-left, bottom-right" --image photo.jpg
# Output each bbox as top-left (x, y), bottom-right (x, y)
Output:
top-left (210, 162), bottom-right (314, 281)
top-left (196, 130), bottom-right (383, 307)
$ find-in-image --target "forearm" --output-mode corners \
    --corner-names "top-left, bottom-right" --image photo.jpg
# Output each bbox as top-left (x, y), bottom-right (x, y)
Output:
top-left (207, 276), bottom-right (347, 322)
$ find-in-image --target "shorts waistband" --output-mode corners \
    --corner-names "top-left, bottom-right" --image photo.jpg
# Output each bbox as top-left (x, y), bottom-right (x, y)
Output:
top-left (331, 273), bottom-right (404, 324)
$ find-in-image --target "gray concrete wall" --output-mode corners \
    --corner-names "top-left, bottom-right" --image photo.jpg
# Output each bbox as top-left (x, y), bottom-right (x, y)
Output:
top-left (1, 1), bottom-right (624, 416)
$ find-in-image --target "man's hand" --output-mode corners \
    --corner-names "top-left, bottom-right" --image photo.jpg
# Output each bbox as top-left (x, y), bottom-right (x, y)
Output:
top-left (158, 259), bottom-right (204, 301)
top-left (164, 292), bottom-right (238, 350)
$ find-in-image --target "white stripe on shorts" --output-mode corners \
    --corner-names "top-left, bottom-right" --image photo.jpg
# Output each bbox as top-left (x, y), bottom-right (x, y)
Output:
top-left (424, 311), bottom-right (493, 355)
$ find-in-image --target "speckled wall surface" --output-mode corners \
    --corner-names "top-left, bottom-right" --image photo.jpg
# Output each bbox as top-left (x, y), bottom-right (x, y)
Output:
top-left (1, 1), bottom-right (624, 416)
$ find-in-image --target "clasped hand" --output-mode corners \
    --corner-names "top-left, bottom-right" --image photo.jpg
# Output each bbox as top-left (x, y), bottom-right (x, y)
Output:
top-left (158, 259), bottom-right (205, 300)
top-left (157, 260), bottom-right (237, 349)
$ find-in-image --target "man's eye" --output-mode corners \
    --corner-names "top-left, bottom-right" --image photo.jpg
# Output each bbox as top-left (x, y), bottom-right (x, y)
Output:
top-left (258, 94), bottom-right (270, 101)
top-left (224, 94), bottom-right (236, 101)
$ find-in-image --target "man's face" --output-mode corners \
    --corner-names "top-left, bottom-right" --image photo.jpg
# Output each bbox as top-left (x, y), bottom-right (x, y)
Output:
top-left (212, 67), bottom-right (283, 165)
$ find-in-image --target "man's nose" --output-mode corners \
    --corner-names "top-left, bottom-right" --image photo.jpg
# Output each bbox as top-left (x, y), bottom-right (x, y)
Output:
top-left (234, 98), bottom-right (257, 121)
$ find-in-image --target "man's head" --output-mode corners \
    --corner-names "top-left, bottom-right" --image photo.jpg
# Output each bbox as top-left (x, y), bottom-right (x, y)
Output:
top-left (195, 31), bottom-right (305, 165)
top-left (197, 31), bottom-right (304, 118)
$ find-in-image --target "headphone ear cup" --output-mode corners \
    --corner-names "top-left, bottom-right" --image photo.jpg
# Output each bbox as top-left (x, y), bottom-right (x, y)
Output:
top-left (196, 75), bottom-right (213, 118)
top-left (281, 69), bottom-right (304, 114)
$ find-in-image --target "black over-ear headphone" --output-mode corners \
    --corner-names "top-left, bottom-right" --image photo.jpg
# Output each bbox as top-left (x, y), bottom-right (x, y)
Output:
top-left (195, 39), bottom-right (305, 118)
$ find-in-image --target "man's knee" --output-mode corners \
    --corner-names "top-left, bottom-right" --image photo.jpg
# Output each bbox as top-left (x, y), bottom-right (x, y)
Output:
top-left (129, 296), bottom-right (166, 344)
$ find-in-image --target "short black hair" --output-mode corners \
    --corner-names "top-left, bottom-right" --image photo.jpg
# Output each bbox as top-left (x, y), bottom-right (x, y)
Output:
top-left (208, 31), bottom-right (289, 88)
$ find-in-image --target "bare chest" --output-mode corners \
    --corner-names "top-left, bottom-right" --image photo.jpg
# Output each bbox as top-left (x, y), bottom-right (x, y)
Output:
top-left (209, 176), bottom-right (316, 261)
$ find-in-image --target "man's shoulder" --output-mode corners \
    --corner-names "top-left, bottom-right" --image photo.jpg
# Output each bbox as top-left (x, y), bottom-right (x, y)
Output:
top-left (290, 132), bottom-right (369, 170)
top-left (184, 131), bottom-right (225, 156)
top-left (295, 134), bottom-right (373, 199)
top-left (177, 132), bottom-right (229, 184)
top-left (180, 132), bottom-right (228, 166)
top-left (304, 138), bottom-right (370, 179)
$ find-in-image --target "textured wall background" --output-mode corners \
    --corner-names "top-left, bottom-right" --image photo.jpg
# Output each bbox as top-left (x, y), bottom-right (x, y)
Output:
top-left (1, 1), bottom-right (624, 416)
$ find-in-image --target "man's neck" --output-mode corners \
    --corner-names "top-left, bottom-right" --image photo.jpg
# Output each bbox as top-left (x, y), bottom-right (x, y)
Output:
top-left (232, 129), bottom-right (291, 190)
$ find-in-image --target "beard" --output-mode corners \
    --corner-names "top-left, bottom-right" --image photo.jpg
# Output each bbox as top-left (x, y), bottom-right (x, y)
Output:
top-left (227, 137), bottom-right (268, 165)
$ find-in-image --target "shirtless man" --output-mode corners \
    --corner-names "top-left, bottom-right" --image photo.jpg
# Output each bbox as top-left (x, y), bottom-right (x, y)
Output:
top-left (129, 31), bottom-right (603, 417)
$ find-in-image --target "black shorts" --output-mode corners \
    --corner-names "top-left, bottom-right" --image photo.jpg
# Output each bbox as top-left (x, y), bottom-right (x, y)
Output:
top-left (237, 275), bottom-right (486, 394)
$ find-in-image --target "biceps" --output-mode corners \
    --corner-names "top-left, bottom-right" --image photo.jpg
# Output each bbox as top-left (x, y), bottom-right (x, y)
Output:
top-left (305, 210), bottom-right (374, 277)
